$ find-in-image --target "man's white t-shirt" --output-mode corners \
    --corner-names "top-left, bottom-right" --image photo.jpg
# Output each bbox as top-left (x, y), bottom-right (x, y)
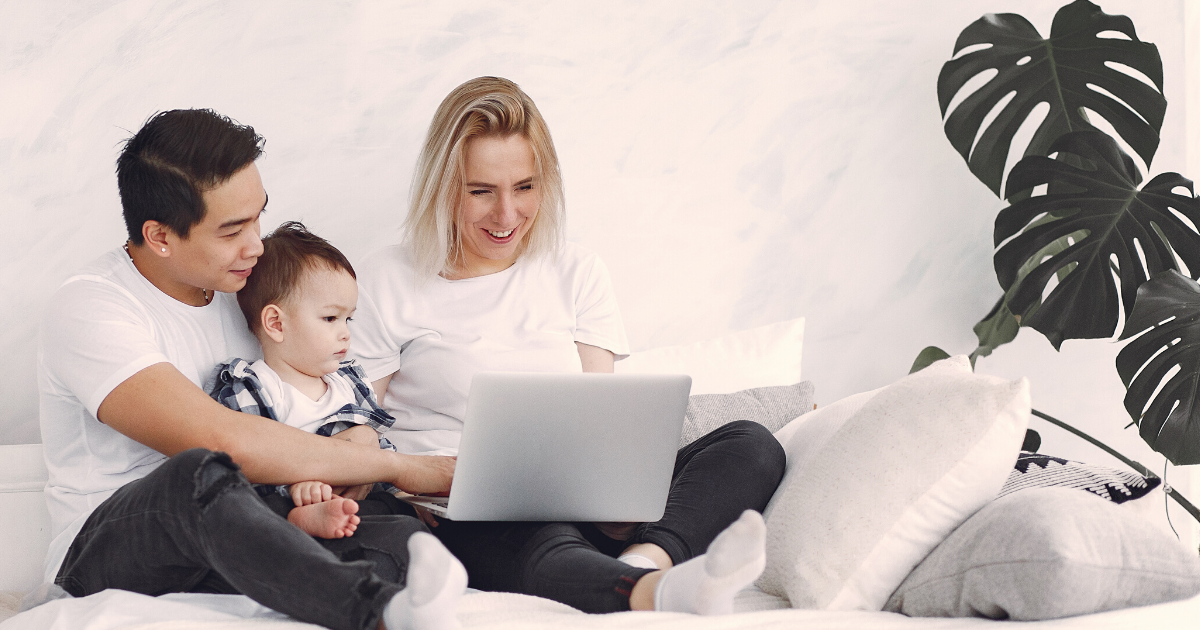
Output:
top-left (245, 359), bottom-right (365, 434)
top-left (350, 242), bottom-right (629, 456)
top-left (37, 248), bottom-right (259, 580)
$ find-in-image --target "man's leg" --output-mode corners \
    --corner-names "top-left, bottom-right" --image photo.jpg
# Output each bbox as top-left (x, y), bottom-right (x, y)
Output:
top-left (56, 449), bottom-right (418, 630)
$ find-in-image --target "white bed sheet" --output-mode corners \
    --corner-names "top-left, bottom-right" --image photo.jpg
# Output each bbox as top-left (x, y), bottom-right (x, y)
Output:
top-left (3, 587), bottom-right (1199, 630)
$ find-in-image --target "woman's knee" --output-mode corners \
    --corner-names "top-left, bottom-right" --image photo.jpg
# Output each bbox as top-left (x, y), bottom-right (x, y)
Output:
top-left (715, 421), bottom-right (787, 479)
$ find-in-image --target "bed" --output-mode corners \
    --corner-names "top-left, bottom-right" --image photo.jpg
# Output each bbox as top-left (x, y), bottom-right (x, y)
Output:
top-left (3, 317), bottom-right (1199, 629)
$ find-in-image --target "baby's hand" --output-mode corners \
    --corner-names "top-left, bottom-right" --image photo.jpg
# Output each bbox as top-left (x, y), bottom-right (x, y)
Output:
top-left (291, 480), bottom-right (334, 507)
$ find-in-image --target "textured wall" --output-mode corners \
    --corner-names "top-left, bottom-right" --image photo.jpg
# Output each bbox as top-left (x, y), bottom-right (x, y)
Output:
top-left (2, 1), bottom-right (1196, 538)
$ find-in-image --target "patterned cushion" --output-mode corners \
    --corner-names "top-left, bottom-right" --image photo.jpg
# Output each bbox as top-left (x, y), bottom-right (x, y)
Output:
top-left (680, 381), bottom-right (815, 448)
top-left (998, 452), bottom-right (1160, 504)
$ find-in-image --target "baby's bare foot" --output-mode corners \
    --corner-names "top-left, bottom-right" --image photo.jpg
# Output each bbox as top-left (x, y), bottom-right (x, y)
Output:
top-left (288, 497), bottom-right (360, 539)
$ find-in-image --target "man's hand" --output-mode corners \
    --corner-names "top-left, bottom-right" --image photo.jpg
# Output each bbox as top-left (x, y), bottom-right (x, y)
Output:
top-left (330, 425), bottom-right (381, 499)
top-left (291, 481), bottom-right (334, 507)
top-left (395, 455), bottom-right (456, 495)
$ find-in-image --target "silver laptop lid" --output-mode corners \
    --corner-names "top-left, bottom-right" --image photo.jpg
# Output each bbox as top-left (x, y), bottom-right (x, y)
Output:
top-left (446, 372), bottom-right (691, 521)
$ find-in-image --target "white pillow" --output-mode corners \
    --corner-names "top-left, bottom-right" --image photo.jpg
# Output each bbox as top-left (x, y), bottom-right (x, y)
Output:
top-left (615, 318), bottom-right (804, 395)
top-left (757, 356), bottom-right (1030, 610)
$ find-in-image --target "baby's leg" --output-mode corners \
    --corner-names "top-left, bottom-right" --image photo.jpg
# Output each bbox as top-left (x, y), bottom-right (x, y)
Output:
top-left (287, 497), bottom-right (360, 539)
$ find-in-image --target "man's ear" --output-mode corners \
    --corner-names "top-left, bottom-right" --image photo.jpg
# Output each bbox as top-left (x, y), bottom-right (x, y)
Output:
top-left (260, 304), bottom-right (285, 344)
top-left (141, 221), bottom-right (173, 258)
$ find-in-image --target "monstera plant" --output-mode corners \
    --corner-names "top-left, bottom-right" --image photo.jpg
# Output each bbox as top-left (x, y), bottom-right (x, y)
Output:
top-left (919, 0), bottom-right (1200, 518)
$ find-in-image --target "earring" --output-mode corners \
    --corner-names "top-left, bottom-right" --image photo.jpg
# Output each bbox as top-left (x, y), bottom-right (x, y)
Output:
top-left (161, 247), bottom-right (166, 253)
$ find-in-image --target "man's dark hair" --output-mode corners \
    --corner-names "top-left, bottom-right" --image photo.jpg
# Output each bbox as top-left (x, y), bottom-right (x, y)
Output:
top-left (237, 221), bottom-right (356, 336)
top-left (117, 109), bottom-right (264, 244)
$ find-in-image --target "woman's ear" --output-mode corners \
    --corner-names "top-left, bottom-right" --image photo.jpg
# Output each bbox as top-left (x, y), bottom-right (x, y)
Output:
top-left (141, 221), bottom-right (173, 258)
top-left (260, 304), bottom-right (285, 344)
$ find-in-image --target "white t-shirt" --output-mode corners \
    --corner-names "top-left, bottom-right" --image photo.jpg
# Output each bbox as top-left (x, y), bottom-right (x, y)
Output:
top-left (37, 248), bottom-right (260, 580)
top-left (245, 359), bottom-right (366, 434)
top-left (351, 242), bottom-right (629, 456)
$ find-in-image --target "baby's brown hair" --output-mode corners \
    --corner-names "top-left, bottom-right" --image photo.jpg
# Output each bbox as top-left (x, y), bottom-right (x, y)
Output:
top-left (237, 221), bottom-right (355, 336)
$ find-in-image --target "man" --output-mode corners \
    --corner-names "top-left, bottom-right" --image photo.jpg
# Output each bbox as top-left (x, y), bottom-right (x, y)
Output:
top-left (37, 109), bottom-right (463, 630)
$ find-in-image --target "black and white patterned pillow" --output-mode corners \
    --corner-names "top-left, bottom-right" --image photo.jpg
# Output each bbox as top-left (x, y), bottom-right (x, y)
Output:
top-left (998, 451), bottom-right (1160, 504)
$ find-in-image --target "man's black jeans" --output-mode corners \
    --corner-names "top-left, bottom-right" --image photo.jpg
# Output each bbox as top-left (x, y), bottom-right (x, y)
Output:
top-left (55, 448), bottom-right (427, 630)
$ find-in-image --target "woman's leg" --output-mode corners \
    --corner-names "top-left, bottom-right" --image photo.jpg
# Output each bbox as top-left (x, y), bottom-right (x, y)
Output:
top-left (431, 519), bottom-right (654, 613)
top-left (624, 420), bottom-right (786, 565)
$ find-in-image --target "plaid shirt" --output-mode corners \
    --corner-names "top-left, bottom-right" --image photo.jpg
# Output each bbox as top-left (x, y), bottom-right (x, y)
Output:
top-left (208, 357), bottom-right (398, 496)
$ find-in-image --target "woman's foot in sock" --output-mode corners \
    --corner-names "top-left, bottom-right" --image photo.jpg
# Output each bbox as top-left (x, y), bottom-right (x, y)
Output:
top-left (654, 510), bottom-right (766, 615)
top-left (383, 532), bottom-right (468, 630)
top-left (287, 497), bottom-right (360, 539)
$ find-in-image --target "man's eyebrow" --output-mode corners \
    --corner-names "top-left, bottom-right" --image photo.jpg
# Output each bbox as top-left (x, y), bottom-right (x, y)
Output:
top-left (218, 194), bottom-right (268, 229)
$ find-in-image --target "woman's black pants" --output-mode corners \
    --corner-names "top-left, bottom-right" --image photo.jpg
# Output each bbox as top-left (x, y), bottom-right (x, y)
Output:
top-left (421, 420), bottom-right (786, 613)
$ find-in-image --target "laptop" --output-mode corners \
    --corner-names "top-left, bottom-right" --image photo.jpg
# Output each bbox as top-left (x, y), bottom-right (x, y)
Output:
top-left (399, 371), bottom-right (691, 521)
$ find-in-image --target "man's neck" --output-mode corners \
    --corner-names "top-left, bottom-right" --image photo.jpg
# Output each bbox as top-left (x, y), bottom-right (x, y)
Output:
top-left (261, 350), bottom-right (329, 402)
top-left (125, 241), bottom-right (210, 307)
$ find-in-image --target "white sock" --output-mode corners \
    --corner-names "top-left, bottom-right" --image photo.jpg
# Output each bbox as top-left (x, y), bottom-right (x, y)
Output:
top-left (654, 510), bottom-right (766, 615)
top-left (618, 552), bottom-right (660, 570)
top-left (382, 532), bottom-right (468, 630)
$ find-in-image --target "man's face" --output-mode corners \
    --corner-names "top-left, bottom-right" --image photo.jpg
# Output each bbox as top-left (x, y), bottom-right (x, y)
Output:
top-left (171, 163), bottom-right (267, 293)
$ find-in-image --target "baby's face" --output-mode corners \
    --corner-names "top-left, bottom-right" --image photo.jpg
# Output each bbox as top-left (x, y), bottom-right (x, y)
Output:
top-left (277, 267), bottom-right (358, 378)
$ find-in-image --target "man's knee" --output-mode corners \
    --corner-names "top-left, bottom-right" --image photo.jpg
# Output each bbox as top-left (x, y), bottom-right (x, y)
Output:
top-left (163, 448), bottom-right (247, 507)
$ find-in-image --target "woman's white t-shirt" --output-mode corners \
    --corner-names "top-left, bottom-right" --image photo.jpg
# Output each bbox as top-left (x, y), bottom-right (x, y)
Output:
top-left (37, 248), bottom-right (260, 580)
top-left (350, 242), bottom-right (629, 456)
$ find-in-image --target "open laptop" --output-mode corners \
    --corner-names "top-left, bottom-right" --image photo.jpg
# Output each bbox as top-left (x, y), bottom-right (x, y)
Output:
top-left (399, 371), bottom-right (691, 521)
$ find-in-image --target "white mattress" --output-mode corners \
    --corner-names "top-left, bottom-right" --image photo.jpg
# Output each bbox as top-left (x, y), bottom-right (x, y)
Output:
top-left (2, 587), bottom-right (1199, 630)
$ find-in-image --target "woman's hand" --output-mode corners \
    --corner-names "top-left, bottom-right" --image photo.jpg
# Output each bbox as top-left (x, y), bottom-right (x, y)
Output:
top-left (412, 505), bottom-right (440, 528)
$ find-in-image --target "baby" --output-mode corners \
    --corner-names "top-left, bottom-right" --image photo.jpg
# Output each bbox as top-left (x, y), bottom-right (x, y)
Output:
top-left (209, 220), bottom-right (401, 539)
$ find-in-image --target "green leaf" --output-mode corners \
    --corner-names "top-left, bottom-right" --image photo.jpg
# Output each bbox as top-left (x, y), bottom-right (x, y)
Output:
top-left (972, 214), bottom-right (1086, 359)
top-left (994, 130), bottom-right (1200, 349)
top-left (971, 296), bottom-right (1020, 361)
top-left (1115, 270), bottom-right (1200, 465)
top-left (939, 0), bottom-right (1164, 197)
top-left (910, 346), bottom-right (952, 374)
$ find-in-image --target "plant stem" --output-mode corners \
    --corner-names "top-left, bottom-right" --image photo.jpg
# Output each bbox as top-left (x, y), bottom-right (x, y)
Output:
top-left (1031, 408), bottom-right (1200, 525)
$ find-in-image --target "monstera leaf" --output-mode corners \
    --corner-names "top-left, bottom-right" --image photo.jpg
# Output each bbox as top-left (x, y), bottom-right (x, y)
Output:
top-left (939, 0), bottom-right (1164, 197)
top-left (1116, 271), bottom-right (1200, 465)
top-left (994, 130), bottom-right (1200, 349)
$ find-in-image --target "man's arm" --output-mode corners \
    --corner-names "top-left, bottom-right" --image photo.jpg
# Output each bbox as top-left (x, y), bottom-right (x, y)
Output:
top-left (97, 363), bottom-right (453, 493)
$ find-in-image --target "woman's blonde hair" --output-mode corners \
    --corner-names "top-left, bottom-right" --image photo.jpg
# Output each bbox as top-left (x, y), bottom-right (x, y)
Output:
top-left (405, 76), bottom-right (565, 279)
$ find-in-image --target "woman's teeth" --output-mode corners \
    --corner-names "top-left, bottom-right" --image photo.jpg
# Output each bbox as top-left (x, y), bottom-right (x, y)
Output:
top-left (487, 228), bottom-right (515, 238)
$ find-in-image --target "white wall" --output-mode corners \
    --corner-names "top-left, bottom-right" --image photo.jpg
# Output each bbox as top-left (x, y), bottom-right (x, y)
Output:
top-left (2, 0), bottom-right (1196, 541)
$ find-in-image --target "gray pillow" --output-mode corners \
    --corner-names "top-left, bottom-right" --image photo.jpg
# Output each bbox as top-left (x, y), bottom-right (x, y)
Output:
top-left (680, 381), bottom-right (814, 448)
top-left (884, 487), bottom-right (1200, 620)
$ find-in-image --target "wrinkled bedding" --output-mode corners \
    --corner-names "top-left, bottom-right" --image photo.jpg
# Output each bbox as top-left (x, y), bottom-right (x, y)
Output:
top-left (2, 587), bottom-right (1199, 629)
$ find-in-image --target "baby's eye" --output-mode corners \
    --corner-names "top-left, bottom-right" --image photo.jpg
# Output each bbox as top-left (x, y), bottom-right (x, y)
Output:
top-left (323, 316), bottom-right (337, 322)
top-left (346, 316), bottom-right (354, 322)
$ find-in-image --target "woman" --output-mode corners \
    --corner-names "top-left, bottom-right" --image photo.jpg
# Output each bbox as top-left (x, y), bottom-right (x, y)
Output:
top-left (351, 76), bottom-right (786, 614)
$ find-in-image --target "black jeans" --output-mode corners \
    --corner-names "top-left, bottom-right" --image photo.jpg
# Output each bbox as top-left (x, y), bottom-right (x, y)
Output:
top-left (54, 448), bottom-right (427, 630)
top-left (422, 420), bottom-right (786, 613)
